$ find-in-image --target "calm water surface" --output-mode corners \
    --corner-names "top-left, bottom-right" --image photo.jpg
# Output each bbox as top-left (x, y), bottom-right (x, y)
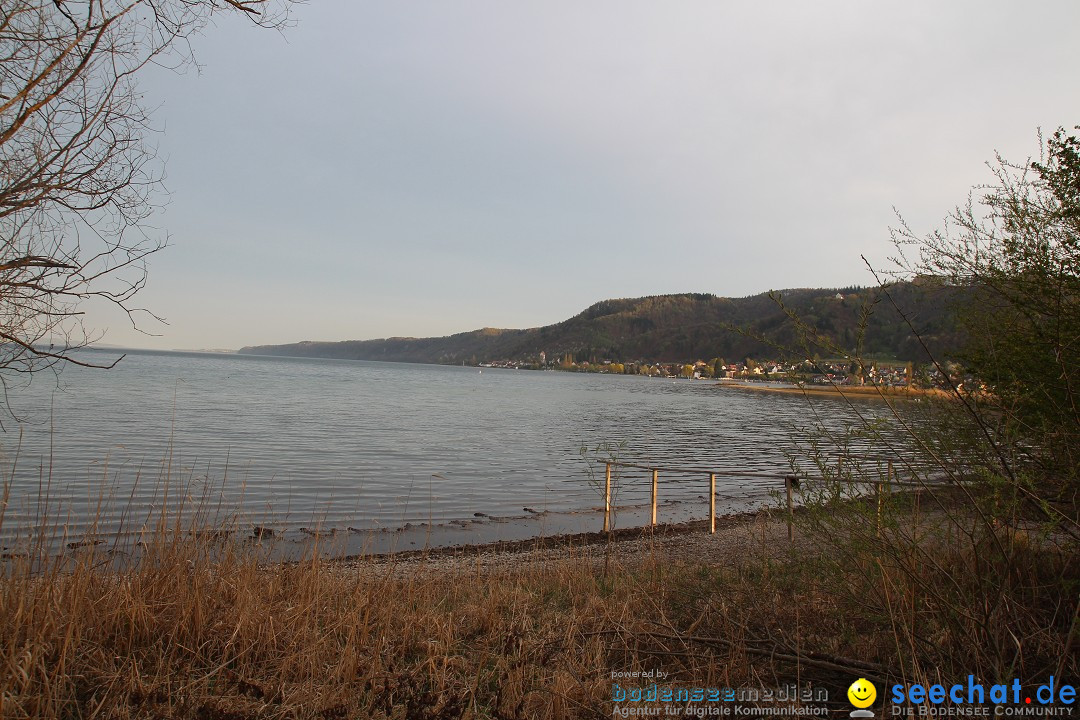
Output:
top-left (0, 350), bottom-right (896, 550)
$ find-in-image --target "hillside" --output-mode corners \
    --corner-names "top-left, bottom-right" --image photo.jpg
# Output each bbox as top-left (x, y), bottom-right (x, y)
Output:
top-left (238, 283), bottom-right (962, 365)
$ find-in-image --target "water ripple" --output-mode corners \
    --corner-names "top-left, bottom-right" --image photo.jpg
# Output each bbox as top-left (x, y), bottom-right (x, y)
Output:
top-left (0, 351), bottom-right (899, 544)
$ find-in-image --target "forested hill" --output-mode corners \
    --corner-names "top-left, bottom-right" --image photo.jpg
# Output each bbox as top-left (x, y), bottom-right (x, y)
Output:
top-left (238, 283), bottom-right (961, 365)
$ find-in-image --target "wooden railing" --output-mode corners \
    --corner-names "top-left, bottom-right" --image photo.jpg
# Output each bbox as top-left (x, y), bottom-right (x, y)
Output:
top-left (601, 461), bottom-right (801, 539)
top-left (601, 456), bottom-right (961, 541)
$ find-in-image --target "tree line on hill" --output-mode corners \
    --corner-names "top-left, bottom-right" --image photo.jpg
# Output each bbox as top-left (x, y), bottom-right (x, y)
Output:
top-left (239, 280), bottom-right (964, 367)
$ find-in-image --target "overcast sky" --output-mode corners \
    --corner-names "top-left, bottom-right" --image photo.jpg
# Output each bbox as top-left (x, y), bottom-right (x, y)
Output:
top-left (91, 0), bottom-right (1080, 350)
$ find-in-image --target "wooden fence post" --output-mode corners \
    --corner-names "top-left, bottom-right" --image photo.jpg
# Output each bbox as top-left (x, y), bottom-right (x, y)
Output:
top-left (875, 481), bottom-right (883, 538)
top-left (650, 469), bottom-right (658, 526)
top-left (709, 473), bottom-right (716, 534)
top-left (877, 460), bottom-right (892, 538)
top-left (603, 462), bottom-right (612, 533)
top-left (785, 475), bottom-right (795, 542)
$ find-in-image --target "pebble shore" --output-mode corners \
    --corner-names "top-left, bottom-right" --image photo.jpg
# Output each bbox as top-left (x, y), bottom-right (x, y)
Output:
top-left (337, 509), bottom-right (805, 576)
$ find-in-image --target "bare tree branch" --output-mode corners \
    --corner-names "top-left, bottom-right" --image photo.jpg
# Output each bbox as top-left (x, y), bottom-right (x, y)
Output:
top-left (0, 0), bottom-right (297, 403)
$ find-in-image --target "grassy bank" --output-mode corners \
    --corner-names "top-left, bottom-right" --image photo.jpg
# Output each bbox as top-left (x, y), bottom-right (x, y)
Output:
top-left (2, 498), bottom-right (1075, 719)
top-left (0, 515), bottom-right (804, 719)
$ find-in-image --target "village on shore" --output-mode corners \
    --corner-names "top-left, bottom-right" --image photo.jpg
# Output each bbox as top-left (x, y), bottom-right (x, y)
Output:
top-left (475, 353), bottom-right (962, 390)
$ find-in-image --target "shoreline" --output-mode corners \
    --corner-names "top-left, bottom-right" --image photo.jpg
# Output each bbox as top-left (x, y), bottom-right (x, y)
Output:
top-left (715, 379), bottom-right (946, 399)
top-left (336, 507), bottom-right (803, 575)
top-left (6, 494), bottom-right (774, 563)
top-left (352, 508), bottom-right (763, 560)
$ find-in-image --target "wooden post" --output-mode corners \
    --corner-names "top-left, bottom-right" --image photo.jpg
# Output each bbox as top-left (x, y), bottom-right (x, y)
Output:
top-left (709, 473), bottom-right (716, 534)
top-left (785, 475), bottom-right (794, 542)
top-left (878, 460), bottom-right (892, 538)
top-left (914, 487), bottom-right (921, 532)
top-left (876, 481), bottom-right (883, 538)
top-left (603, 462), bottom-right (612, 533)
top-left (650, 469), bottom-right (658, 526)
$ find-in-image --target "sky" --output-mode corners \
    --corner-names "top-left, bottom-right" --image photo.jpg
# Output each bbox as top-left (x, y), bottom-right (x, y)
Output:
top-left (89, 0), bottom-right (1080, 350)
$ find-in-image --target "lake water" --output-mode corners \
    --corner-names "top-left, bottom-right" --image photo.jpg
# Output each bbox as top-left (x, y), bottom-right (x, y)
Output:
top-left (0, 350), bottom-right (896, 554)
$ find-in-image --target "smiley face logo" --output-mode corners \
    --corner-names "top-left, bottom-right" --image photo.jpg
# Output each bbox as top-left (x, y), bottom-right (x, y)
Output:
top-left (848, 678), bottom-right (877, 709)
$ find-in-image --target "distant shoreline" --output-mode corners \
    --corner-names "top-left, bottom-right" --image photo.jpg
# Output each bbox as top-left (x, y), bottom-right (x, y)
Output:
top-left (714, 380), bottom-right (946, 399)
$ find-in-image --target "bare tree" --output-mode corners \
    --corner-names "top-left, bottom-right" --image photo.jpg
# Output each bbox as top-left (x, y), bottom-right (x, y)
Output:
top-left (0, 0), bottom-right (294, 393)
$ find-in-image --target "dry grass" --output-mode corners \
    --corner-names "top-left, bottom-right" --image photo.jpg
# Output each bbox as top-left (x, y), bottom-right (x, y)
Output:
top-left (1, 499), bottom-right (1075, 719)
top-left (0, 511), bottom-right (851, 720)
top-left (795, 487), bottom-right (1080, 684)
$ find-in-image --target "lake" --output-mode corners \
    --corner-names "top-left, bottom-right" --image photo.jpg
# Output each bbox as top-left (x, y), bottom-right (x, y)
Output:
top-left (0, 350), bottom-right (895, 554)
